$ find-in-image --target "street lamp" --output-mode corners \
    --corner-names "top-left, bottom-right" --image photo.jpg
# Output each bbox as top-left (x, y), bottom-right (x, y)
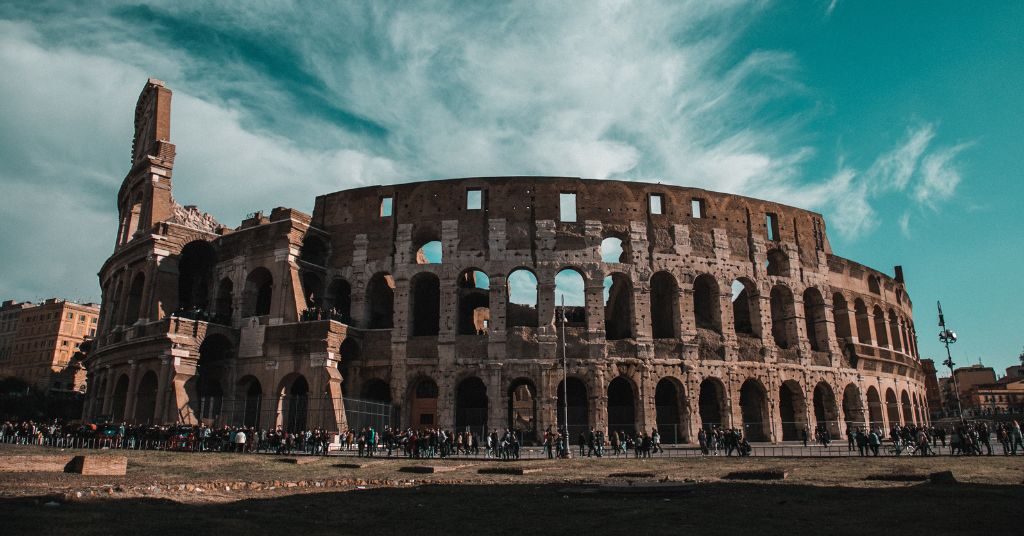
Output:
top-left (937, 301), bottom-right (965, 425)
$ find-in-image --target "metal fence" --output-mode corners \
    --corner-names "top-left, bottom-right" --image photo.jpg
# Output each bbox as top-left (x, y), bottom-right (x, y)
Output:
top-left (159, 395), bottom-right (396, 433)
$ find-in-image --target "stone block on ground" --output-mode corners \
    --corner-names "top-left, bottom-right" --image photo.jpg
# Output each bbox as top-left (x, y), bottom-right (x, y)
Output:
top-left (65, 456), bottom-right (127, 476)
top-left (0, 456), bottom-right (70, 473)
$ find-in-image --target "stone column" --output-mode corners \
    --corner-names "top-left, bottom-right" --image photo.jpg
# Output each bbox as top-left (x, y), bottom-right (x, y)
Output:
top-left (122, 361), bottom-right (141, 423)
top-left (101, 366), bottom-right (117, 415)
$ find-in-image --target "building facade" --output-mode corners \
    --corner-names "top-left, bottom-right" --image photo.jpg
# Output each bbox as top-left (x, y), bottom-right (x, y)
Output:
top-left (0, 298), bottom-right (99, 392)
top-left (83, 79), bottom-right (929, 441)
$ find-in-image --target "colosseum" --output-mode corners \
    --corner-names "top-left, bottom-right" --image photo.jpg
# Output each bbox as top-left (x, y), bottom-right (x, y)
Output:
top-left (83, 79), bottom-right (929, 443)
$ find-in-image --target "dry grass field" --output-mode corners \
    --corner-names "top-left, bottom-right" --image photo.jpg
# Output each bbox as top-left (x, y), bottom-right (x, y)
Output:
top-left (1, 444), bottom-right (1021, 535)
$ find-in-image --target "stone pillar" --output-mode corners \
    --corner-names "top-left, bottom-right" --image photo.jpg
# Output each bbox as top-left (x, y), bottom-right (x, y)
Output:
top-left (487, 274), bottom-right (508, 360)
top-left (122, 361), bottom-right (141, 423)
top-left (637, 366), bottom-right (656, 433)
top-left (101, 366), bottom-right (117, 415)
top-left (153, 355), bottom-right (171, 424)
top-left (584, 277), bottom-right (605, 359)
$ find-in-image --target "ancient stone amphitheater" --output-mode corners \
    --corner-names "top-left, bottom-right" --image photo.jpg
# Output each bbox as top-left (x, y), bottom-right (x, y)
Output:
top-left (83, 79), bottom-right (929, 443)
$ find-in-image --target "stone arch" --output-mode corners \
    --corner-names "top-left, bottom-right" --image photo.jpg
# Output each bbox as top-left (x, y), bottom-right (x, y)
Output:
top-left (770, 285), bottom-right (797, 349)
top-left (812, 381), bottom-right (840, 437)
top-left (866, 386), bottom-right (883, 430)
top-left (507, 268), bottom-right (539, 328)
top-left (603, 272), bottom-right (634, 340)
top-left (731, 277), bottom-right (762, 337)
top-left (766, 248), bottom-right (789, 276)
top-left (693, 274), bottom-right (721, 334)
top-left (278, 373), bottom-right (309, 432)
top-left (873, 305), bottom-right (889, 348)
top-left (242, 267), bottom-right (273, 318)
top-left (832, 293), bottom-right (852, 340)
top-left (740, 378), bottom-right (771, 441)
top-left (842, 383), bottom-right (863, 431)
top-left (190, 333), bottom-right (233, 423)
top-left (802, 287), bottom-right (829, 352)
top-left (337, 337), bottom-right (361, 395)
top-left (854, 298), bottom-right (871, 344)
top-left (607, 376), bottom-right (638, 435)
top-left (554, 268), bottom-right (587, 326)
top-left (778, 379), bottom-right (808, 441)
top-left (409, 376), bottom-right (439, 428)
top-left (457, 268), bottom-right (490, 335)
top-left (237, 375), bottom-right (263, 428)
top-left (900, 390), bottom-right (913, 425)
top-left (410, 272), bottom-right (441, 336)
top-left (455, 376), bottom-right (488, 434)
top-left (556, 376), bottom-right (589, 439)
top-left (177, 240), bottom-right (216, 312)
top-left (111, 373), bottom-right (130, 422)
top-left (361, 378), bottom-right (392, 403)
top-left (508, 378), bottom-right (538, 438)
top-left (698, 377), bottom-right (727, 430)
top-left (300, 271), bottom-right (324, 310)
top-left (885, 388), bottom-right (899, 427)
top-left (133, 370), bottom-right (158, 425)
top-left (326, 278), bottom-right (352, 323)
top-left (650, 271), bottom-right (680, 339)
top-left (124, 272), bottom-right (146, 325)
top-left (655, 377), bottom-right (688, 443)
top-left (600, 235), bottom-right (626, 263)
top-left (365, 272), bottom-right (395, 329)
top-left (299, 234), bottom-right (329, 266)
top-left (889, 309), bottom-right (903, 352)
top-left (214, 278), bottom-right (234, 322)
top-left (868, 275), bottom-right (881, 294)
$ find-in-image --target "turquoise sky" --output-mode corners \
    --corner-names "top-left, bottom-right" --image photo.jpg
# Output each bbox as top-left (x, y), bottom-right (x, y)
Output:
top-left (0, 1), bottom-right (1020, 374)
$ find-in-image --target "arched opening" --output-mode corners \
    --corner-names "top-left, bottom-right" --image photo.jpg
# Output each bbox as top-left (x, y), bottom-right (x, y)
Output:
top-left (600, 236), bottom-right (625, 263)
top-left (866, 387), bottom-right (883, 430)
top-left (361, 379), bottom-right (392, 403)
top-left (885, 388), bottom-right (899, 427)
top-left (133, 371), bottom-right (158, 424)
top-left (779, 380), bottom-right (807, 441)
top-left (457, 269), bottom-right (490, 335)
top-left (603, 273), bottom-right (634, 340)
top-left (192, 334), bottom-right (232, 423)
top-left (300, 271), bottom-right (324, 311)
top-left (766, 249), bottom-right (789, 277)
top-left (214, 278), bottom-right (234, 323)
top-left (508, 378), bottom-right (537, 439)
top-left (410, 272), bottom-right (441, 336)
top-left (124, 273), bottom-right (145, 325)
top-left (238, 376), bottom-right (262, 428)
top-left (854, 299), bottom-right (871, 345)
top-left (803, 287), bottom-right (828, 351)
top-left (693, 274), bottom-right (721, 333)
top-left (556, 377), bottom-right (588, 440)
top-left (842, 384), bottom-right (863, 431)
top-left (607, 376), bottom-right (636, 435)
top-left (326, 278), bottom-right (352, 323)
top-left (177, 240), bottom-right (216, 313)
top-left (409, 377), bottom-right (438, 427)
top-left (770, 285), bottom-right (797, 349)
top-left (740, 379), bottom-right (770, 441)
top-left (873, 305), bottom-right (889, 348)
top-left (868, 275), bottom-right (881, 294)
top-left (111, 374), bottom-right (129, 422)
top-left (455, 377), bottom-right (488, 434)
top-left (813, 382), bottom-right (840, 437)
top-left (280, 375), bottom-right (309, 432)
top-left (731, 278), bottom-right (762, 337)
top-left (299, 235), bottom-right (328, 266)
top-left (698, 377), bottom-right (726, 431)
top-left (655, 378), bottom-right (687, 443)
top-left (832, 293), bottom-right (852, 340)
top-left (889, 310), bottom-right (903, 352)
top-left (365, 272), bottom-right (395, 329)
top-left (900, 390), bottom-right (914, 425)
top-left (650, 271), bottom-right (679, 339)
top-left (415, 240), bottom-right (442, 264)
top-left (554, 268), bottom-right (586, 326)
top-left (242, 268), bottom-right (273, 318)
top-left (506, 269), bottom-right (538, 328)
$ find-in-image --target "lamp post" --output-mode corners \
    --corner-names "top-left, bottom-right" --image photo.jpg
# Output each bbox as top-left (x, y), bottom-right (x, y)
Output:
top-left (937, 301), bottom-right (965, 425)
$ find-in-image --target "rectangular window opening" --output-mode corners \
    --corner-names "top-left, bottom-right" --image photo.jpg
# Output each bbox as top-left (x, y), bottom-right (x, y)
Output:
top-left (559, 192), bottom-right (577, 222)
top-left (649, 194), bottom-right (664, 215)
top-left (691, 198), bottom-right (705, 219)
top-left (379, 196), bottom-right (393, 218)
top-left (766, 213), bottom-right (780, 241)
top-left (466, 189), bottom-right (483, 210)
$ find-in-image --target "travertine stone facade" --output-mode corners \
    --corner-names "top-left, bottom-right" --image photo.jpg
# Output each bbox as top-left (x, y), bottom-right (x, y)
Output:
top-left (84, 80), bottom-right (929, 442)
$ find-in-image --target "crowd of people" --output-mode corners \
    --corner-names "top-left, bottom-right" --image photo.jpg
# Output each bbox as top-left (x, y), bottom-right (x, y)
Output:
top-left (3, 418), bottom-right (1023, 458)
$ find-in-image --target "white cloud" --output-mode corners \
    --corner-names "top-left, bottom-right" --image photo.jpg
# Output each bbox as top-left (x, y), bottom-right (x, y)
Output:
top-left (914, 143), bottom-right (970, 209)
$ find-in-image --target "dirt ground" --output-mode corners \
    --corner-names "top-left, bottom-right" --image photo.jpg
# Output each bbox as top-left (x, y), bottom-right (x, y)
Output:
top-left (2, 444), bottom-right (1021, 535)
